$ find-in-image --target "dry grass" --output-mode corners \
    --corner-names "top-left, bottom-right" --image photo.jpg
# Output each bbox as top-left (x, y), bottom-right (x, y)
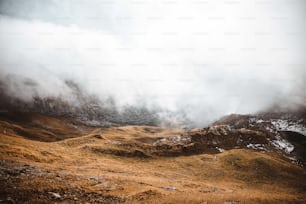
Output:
top-left (0, 113), bottom-right (305, 203)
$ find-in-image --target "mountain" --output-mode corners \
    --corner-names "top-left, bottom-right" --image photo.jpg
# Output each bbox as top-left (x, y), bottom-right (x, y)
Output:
top-left (0, 79), bottom-right (190, 128)
top-left (212, 111), bottom-right (306, 165)
top-left (0, 111), bottom-right (305, 203)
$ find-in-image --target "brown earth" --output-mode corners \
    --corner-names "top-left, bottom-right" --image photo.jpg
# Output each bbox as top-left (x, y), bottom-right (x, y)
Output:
top-left (0, 112), bottom-right (306, 204)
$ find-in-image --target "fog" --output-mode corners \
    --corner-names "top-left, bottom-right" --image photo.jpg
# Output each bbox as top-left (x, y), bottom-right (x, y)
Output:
top-left (0, 0), bottom-right (305, 126)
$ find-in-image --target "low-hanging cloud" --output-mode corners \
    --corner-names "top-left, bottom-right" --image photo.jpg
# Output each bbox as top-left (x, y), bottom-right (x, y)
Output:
top-left (0, 0), bottom-right (305, 126)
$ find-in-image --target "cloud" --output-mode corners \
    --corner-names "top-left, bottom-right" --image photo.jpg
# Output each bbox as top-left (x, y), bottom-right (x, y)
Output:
top-left (0, 0), bottom-right (305, 126)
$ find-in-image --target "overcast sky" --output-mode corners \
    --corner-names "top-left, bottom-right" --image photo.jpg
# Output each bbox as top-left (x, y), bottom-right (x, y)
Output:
top-left (0, 0), bottom-right (305, 125)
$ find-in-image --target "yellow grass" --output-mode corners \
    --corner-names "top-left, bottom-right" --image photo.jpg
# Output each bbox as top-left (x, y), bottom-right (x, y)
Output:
top-left (0, 114), bottom-right (305, 203)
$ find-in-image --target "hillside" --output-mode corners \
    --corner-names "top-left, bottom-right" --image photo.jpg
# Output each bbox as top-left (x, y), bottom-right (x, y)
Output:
top-left (0, 111), bottom-right (306, 203)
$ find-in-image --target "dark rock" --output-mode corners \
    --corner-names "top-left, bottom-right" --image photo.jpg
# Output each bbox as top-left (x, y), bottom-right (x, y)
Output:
top-left (0, 199), bottom-right (15, 204)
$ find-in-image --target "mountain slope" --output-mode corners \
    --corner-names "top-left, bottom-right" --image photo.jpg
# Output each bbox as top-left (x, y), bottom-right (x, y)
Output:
top-left (0, 112), bottom-right (306, 203)
top-left (212, 112), bottom-right (306, 165)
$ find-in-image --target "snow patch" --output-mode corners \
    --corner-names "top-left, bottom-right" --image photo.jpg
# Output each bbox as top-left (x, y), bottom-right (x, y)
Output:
top-left (208, 125), bottom-right (231, 135)
top-left (216, 147), bottom-right (224, 153)
top-left (246, 143), bottom-right (265, 150)
top-left (271, 135), bottom-right (294, 153)
top-left (153, 135), bottom-right (191, 146)
top-left (256, 119), bottom-right (264, 123)
top-left (271, 119), bottom-right (306, 136)
top-left (265, 126), bottom-right (275, 133)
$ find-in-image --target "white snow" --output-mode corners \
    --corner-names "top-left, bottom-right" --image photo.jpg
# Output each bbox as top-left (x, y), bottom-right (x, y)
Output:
top-left (48, 192), bottom-right (61, 199)
top-left (265, 126), bottom-right (275, 133)
top-left (247, 117), bottom-right (306, 136)
top-left (208, 125), bottom-right (231, 135)
top-left (216, 147), bottom-right (224, 153)
top-left (153, 135), bottom-right (191, 146)
top-left (256, 119), bottom-right (264, 123)
top-left (246, 118), bottom-right (302, 154)
top-left (246, 143), bottom-right (266, 150)
top-left (286, 156), bottom-right (297, 161)
top-left (271, 119), bottom-right (306, 136)
top-left (249, 118), bottom-right (256, 123)
top-left (271, 135), bottom-right (294, 153)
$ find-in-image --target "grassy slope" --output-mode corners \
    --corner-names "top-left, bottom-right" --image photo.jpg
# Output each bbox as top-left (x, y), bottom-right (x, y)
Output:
top-left (0, 114), bottom-right (306, 203)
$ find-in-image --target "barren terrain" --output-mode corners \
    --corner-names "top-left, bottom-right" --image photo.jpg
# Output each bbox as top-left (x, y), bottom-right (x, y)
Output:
top-left (0, 112), bottom-right (306, 203)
